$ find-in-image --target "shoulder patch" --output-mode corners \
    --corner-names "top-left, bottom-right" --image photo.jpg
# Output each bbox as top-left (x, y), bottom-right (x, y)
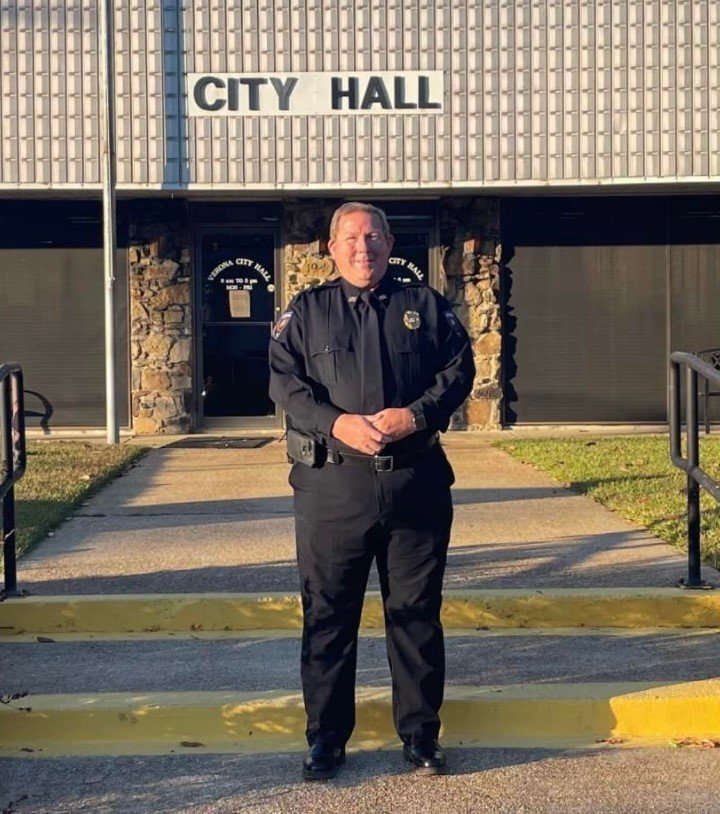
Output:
top-left (444, 310), bottom-right (463, 335)
top-left (271, 310), bottom-right (293, 340)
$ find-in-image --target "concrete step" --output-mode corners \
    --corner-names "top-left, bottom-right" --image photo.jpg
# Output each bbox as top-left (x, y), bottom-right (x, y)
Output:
top-left (2, 633), bottom-right (720, 756)
top-left (2, 681), bottom-right (719, 757)
top-left (3, 589), bottom-right (720, 637)
top-left (3, 632), bottom-right (720, 696)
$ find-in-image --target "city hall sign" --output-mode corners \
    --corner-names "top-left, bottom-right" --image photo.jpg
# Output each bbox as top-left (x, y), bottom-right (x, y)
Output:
top-left (187, 71), bottom-right (444, 116)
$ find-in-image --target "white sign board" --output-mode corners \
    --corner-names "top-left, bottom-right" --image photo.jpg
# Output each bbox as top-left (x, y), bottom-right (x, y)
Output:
top-left (187, 71), bottom-right (444, 117)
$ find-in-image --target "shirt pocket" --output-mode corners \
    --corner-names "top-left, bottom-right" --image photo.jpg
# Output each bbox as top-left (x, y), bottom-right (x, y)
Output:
top-left (394, 330), bottom-right (423, 378)
top-left (309, 336), bottom-right (355, 384)
top-left (394, 330), bottom-right (436, 384)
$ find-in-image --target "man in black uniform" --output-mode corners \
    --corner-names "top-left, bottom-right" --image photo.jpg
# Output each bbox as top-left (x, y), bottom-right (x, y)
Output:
top-left (269, 202), bottom-right (474, 780)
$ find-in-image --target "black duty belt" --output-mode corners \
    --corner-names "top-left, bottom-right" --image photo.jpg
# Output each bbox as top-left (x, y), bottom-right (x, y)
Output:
top-left (326, 434), bottom-right (439, 472)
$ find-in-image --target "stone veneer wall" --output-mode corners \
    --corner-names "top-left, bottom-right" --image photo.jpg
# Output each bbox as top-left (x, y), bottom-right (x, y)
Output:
top-left (282, 198), bottom-right (503, 430)
top-left (128, 206), bottom-right (193, 434)
top-left (283, 199), bottom-right (338, 303)
top-left (439, 197), bottom-right (502, 429)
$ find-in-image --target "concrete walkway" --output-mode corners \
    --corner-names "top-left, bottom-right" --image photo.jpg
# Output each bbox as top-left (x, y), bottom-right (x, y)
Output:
top-left (18, 434), bottom-right (711, 594)
top-left (4, 434), bottom-right (720, 814)
top-left (3, 747), bottom-right (719, 814)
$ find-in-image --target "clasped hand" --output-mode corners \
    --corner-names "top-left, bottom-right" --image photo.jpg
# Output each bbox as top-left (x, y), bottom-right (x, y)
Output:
top-left (331, 408), bottom-right (414, 456)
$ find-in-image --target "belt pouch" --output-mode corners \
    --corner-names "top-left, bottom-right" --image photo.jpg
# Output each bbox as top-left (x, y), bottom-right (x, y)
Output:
top-left (287, 429), bottom-right (320, 467)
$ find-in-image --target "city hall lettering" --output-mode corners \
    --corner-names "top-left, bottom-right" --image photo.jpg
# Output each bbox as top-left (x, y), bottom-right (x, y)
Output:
top-left (187, 71), bottom-right (443, 116)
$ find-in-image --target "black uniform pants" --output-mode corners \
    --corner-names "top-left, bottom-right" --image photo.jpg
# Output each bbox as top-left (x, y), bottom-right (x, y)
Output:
top-left (290, 444), bottom-right (454, 748)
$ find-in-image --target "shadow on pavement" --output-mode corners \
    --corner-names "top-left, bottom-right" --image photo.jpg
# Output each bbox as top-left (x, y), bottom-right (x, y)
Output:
top-left (18, 525), bottom-right (712, 595)
top-left (4, 744), bottom-right (720, 814)
top-left (68, 486), bottom-right (587, 523)
top-left (0, 746), bottom-right (567, 814)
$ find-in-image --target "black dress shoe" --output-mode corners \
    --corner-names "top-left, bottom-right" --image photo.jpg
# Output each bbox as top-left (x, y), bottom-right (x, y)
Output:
top-left (402, 739), bottom-right (446, 775)
top-left (302, 741), bottom-right (346, 781)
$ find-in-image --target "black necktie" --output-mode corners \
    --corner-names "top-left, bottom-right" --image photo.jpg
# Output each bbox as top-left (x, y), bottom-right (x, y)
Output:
top-left (357, 291), bottom-right (385, 414)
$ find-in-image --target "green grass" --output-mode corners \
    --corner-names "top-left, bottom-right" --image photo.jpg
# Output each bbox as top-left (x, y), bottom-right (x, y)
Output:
top-left (494, 435), bottom-right (720, 566)
top-left (8, 441), bottom-right (148, 561)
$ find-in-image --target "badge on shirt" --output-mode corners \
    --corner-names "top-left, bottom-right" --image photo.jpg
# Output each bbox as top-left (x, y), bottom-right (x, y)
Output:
top-left (272, 310), bottom-right (293, 339)
top-left (444, 310), bottom-right (463, 335)
top-left (403, 310), bottom-right (421, 330)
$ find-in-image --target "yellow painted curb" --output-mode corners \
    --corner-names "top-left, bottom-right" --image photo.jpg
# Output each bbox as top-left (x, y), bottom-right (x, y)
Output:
top-left (6, 627), bottom-right (718, 643)
top-left (2, 681), bottom-right (720, 757)
top-left (2, 589), bottom-right (720, 637)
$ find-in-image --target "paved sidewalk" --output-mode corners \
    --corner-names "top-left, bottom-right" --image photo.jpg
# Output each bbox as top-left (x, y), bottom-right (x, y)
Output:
top-left (3, 748), bottom-right (720, 814)
top-left (18, 434), bottom-right (713, 594)
top-left (4, 433), bottom-right (720, 814)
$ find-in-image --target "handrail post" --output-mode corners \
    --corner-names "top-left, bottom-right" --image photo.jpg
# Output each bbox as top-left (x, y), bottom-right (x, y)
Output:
top-left (0, 365), bottom-right (26, 598)
top-left (669, 351), bottom-right (720, 590)
top-left (1, 374), bottom-right (19, 596)
top-left (669, 359), bottom-right (681, 463)
top-left (2, 485), bottom-right (17, 595)
top-left (704, 378), bottom-right (711, 435)
top-left (685, 365), bottom-right (704, 587)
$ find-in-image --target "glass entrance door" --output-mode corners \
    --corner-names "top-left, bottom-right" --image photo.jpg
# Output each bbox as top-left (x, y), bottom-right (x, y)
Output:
top-left (387, 230), bottom-right (432, 286)
top-left (197, 229), bottom-right (279, 424)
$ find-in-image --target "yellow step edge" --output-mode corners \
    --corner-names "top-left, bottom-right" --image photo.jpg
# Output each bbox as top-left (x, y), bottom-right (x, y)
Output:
top-left (2, 589), bottom-right (720, 636)
top-left (2, 681), bottom-right (720, 757)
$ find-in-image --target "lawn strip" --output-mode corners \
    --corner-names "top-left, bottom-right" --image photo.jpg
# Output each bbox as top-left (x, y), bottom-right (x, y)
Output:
top-left (494, 435), bottom-right (720, 564)
top-left (11, 441), bottom-right (148, 560)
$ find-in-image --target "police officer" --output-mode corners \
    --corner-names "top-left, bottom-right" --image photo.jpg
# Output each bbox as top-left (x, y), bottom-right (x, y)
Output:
top-left (269, 202), bottom-right (475, 780)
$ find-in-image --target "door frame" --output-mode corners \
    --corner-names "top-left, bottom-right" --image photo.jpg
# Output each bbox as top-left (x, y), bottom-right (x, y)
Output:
top-left (192, 225), bottom-right (283, 430)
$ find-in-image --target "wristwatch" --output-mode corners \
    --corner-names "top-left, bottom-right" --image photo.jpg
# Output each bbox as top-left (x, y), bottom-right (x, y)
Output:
top-left (409, 407), bottom-right (427, 432)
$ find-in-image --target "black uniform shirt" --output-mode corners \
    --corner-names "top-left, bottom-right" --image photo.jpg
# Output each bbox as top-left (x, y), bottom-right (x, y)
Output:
top-left (269, 274), bottom-right (475, 452)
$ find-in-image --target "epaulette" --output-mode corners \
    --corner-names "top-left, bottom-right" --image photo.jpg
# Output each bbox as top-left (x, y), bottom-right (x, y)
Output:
top-left (296, 276), bottom-right (341, 297)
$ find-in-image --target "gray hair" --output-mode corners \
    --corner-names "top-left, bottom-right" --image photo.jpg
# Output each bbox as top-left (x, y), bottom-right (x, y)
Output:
top-left (329, 202), bottom-right (392, 241)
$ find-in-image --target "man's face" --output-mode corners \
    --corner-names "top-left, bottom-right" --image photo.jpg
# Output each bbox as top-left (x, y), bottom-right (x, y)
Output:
top-left (328, 211), bottom-right (394, 289)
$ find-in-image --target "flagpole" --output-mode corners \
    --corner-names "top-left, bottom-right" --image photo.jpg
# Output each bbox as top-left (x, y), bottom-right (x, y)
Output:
top-left (98, 0), bottom-right (119, 444)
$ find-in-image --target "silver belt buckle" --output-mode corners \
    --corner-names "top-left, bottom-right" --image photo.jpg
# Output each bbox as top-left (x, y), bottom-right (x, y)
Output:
top-left (374, 455), bottom-right (393, 472)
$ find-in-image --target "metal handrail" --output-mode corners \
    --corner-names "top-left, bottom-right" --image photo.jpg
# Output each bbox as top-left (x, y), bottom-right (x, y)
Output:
top-left (669, 351), bottom-right (720, 588)
top-left (1, 362), bottom-right (27, 597)
top-left (696, 348), bottom-right (720, 435)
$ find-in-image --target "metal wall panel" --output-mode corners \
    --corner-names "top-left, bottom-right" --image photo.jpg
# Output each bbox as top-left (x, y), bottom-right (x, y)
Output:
top-left (2, 0), bottom-right (720, 190)
top-left (0, 248), bottom-right (129, 427)
top-left (504, 242), bottom-right (669, 422)
top-left (501, 198), bottom-right (669, 423)
top-left (669, 201), bottom-right (720, 423)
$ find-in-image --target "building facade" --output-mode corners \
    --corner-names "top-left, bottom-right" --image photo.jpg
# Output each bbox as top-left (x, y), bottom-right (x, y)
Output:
top-left (1, 1), bottom-right (718, 432)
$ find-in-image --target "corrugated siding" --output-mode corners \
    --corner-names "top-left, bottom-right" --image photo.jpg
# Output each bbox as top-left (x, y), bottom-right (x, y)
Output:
top-left (1, 0), bottom-right (720, 189)
top-left (0, 1), bottom-right (100, 185)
